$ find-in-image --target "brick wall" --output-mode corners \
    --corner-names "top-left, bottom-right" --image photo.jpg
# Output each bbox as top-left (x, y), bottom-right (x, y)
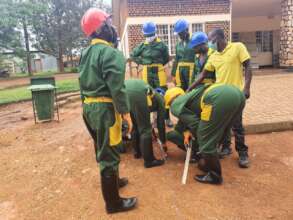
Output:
top-left (205, 21), bottom-right (231, 40)
top-left (128, 21), bottom-right (231, 52)
top-left (127, 0), bottom-right (230, 17)
top-left (128, 25), bottom-right (145, 51)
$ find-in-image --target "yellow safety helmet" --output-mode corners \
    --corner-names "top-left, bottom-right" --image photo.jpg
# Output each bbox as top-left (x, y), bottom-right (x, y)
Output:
top-left (164, 87), bottom-right (185, 108)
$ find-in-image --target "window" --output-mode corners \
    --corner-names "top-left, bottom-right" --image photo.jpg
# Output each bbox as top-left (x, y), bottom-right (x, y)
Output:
top-left (191, 23), bottom-right (203, 33)
top-left (157, 24), bottom-right (178, 55)
top-left (256, 31), bottom-right (273, 52)
top-left (232, 32), bottom-right (240, 42)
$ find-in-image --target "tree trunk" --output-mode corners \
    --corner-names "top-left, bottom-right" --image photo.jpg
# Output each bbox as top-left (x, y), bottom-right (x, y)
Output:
top-left (22, 18), bottom-right (32, 76)
top-left (58, 44), bottom-right (64, 73)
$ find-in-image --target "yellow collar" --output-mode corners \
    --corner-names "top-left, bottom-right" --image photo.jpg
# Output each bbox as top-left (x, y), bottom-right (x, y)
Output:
top-left (91, 38), bottom-right (111, 46)
top-left (217, 42), bottom-right (232, 54)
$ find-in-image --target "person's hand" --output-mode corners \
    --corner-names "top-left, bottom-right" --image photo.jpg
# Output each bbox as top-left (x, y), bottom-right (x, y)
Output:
top-left (243, 87), bottom-right (250, 99)
top-left (122, 113), bottom-right (132, 136)
top-left (162, 143), bottom-right (168, 152)
top-left (183, 131), bottom-right (192, 146)
top-left (172, 76), bottom-right (176, 85)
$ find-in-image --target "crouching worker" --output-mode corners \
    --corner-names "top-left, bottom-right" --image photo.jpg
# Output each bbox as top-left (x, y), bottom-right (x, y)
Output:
top-left (165, 87), bottom-right (201, 163)
top-left (79, 8), bottom-right (137, 214)
top-left (125, 79), bottom-right (166, 168)
top-left (165, 84), bottom-right (245, 184)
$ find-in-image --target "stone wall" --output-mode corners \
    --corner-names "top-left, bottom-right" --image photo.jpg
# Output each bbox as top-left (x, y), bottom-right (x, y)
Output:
top-left (280, 0), bottom-right (293, 67)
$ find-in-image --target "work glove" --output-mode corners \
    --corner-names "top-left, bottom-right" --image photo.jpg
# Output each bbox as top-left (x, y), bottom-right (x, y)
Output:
top-left (122, 113), bottom-right (133, 138)
top-left (183, 130), bottom-right (192, 147)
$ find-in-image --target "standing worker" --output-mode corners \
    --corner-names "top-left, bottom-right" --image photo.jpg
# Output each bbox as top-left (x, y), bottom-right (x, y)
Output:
top-left (189, 32), bottom-right (215, 85)
top-left (165, 84), bottom-right (245, 184)
top-left (188, 29), bottom-right (252, 168)
top-left (171, 19), bottom-right (195, 91)
top-left (130, 21), bottom-right (173, 127)
top-left (125, 79), bottom-right (166, 168)
top-left (79, 8), bottom-right (137, 214)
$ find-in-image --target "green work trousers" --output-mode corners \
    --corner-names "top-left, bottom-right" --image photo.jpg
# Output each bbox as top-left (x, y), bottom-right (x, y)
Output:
top-left (83, 102), bottom-right (120, 175)
top-left (197, 86), bottom-right (245, 155)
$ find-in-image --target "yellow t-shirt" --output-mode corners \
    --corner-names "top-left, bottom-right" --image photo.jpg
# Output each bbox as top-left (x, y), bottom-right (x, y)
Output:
top-left (204, 42), bottom-right (250, 90)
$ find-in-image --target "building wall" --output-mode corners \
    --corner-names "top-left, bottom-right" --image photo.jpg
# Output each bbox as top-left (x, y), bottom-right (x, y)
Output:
top-left (232, 16), bottom-right (281, 32)
top-left (279, 0), bottom-right (293, 67)
top-left (205, 21), bottom-right (230, 40)
top-left (127, 0), bottom-right (230, 17)
top-left (125, 1), bottom-right (231, 54)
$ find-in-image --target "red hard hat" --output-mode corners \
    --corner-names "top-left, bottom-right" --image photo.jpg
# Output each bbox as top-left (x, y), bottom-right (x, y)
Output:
top-left (81, 8), bottom-right (110, 37)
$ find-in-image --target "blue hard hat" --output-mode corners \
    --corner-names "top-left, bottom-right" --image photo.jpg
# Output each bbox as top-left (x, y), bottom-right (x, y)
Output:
top-left (142, 21), bottom-right (157, 36)
top-left (188, 31), bottom-right (208, 49)
top-left (154, 88), bottom-right (166, 96)
top-left (174, 19), bottom-right (189, 35)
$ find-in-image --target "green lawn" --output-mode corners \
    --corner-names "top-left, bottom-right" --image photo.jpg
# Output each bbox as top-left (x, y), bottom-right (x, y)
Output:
top-left (0, 79), bottom-right (80, 105)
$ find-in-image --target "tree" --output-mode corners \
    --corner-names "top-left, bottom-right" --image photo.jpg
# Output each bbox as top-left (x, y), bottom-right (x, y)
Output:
top-left (32, 0), bottom-right (112, 73)
top-left (0, 0), bottom-right (45, 75)
top-left (0, 0), bottom-right (24, 61)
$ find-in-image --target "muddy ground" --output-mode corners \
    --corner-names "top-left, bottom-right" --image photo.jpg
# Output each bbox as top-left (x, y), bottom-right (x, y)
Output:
top-left (0, 101), bottom-right (293, 220)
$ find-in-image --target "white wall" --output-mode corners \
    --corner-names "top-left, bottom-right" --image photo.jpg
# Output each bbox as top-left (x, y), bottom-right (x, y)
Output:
top-left (232, 15), bottom-right (281, 32)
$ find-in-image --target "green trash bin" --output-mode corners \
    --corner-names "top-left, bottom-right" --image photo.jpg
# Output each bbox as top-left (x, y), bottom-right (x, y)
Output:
top-left (28, 84), bottom-right (55, 121)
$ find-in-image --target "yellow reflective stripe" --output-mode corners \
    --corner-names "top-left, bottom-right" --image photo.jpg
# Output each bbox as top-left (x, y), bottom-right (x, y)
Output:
top-left (91, 38), bottom-right (112, 46)
top-left (200, 83), bottom-right (224, 121)
top-left (142, 64), bottom-right (166, 87)
top-left (109, 111), bottom-right (122, 146)
top-left (201, 104), bottom-right (212, 121)
top-left (84, 97), bottom-right (113, 104)
top-left (175, 62), bottom-right (194, 87)
top-left (147, 94), bottom-right (153, 107)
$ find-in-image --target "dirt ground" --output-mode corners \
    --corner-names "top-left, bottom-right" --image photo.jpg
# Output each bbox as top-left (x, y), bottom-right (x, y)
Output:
top-left (0, 101), bottom-right (293, 220)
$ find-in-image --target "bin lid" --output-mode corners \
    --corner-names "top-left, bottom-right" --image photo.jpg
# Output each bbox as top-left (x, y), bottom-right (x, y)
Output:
top-left (27, 84), bottom-right (55, 91)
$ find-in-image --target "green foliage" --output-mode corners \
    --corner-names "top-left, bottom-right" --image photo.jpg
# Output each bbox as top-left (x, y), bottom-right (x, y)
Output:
top-left (64, 67), bottom-right (78, 73)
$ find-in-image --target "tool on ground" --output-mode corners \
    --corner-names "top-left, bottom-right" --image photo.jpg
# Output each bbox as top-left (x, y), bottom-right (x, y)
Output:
top-left (182, 139), bottom-right (193, 185)
top-left (152, 128), bottom-right (167, 161)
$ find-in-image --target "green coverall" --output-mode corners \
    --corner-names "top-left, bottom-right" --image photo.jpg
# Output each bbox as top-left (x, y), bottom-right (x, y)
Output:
top-left (125, 79), bottom-right (166, 162)
top-left (169, 84), bottom-right (245, 155)
top-left (190, 48), bottom-right (216, 85)
top-left (171, 40), bottom-right (195, 91)
top-left (130, 38), bottom-right (169, 90)
top-left (79, 39), bottom-right (129, 176)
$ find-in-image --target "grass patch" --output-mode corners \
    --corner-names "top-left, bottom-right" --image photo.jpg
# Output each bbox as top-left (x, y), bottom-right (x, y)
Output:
top-left (0, 79), bottom-right (79, 105)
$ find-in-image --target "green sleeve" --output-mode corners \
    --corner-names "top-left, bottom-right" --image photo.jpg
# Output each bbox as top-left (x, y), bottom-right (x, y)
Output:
top-left (154, 93), bottom-right (166, 143)
top-left (171, 44), bottom-right (179, 76)
top-left (162, 42), bottom-right (170, 65)
top-left (102, 49), bottom-right (130, 114)
top-left (178, 107), bottom-right (200, 137)
top-left (130, 43), bottom-right (144, 65)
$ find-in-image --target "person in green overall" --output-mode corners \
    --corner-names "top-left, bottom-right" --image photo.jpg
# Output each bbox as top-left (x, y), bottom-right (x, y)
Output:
top-left (189, 32), bottom-right (216, 86)
top-left (79, 8), bottom-right (137, 214)
top-left (166, 32), bottom-right (216, 163)
top-left (130, 21), bottom-right (173, 128)
top-left (165, 84), bottom-right (245, 184)
top-left (171, 19), bottom-right (195, 91)
top-left (125, 79), bottom-right (165, 168)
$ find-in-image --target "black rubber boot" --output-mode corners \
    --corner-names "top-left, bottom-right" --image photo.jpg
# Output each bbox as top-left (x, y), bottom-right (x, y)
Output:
top-left (144, 159), bottom-right (165, 168)
top-left (141, 136), bottom-right (165, 168)
top-left (101, 172), bottom-right (137, 214)
top-left (238, 151), bottom-right (249, 168)
top-left (194, 155), bottom-right (223, 185)
top-left (131, 129), bottom-right (142, 159)
top-left (118, 177), bottom-right (128, 188)
top-left (190, 140), bottom-right (200, 164)
top-left (219, 146), bottom-right (232, 158)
